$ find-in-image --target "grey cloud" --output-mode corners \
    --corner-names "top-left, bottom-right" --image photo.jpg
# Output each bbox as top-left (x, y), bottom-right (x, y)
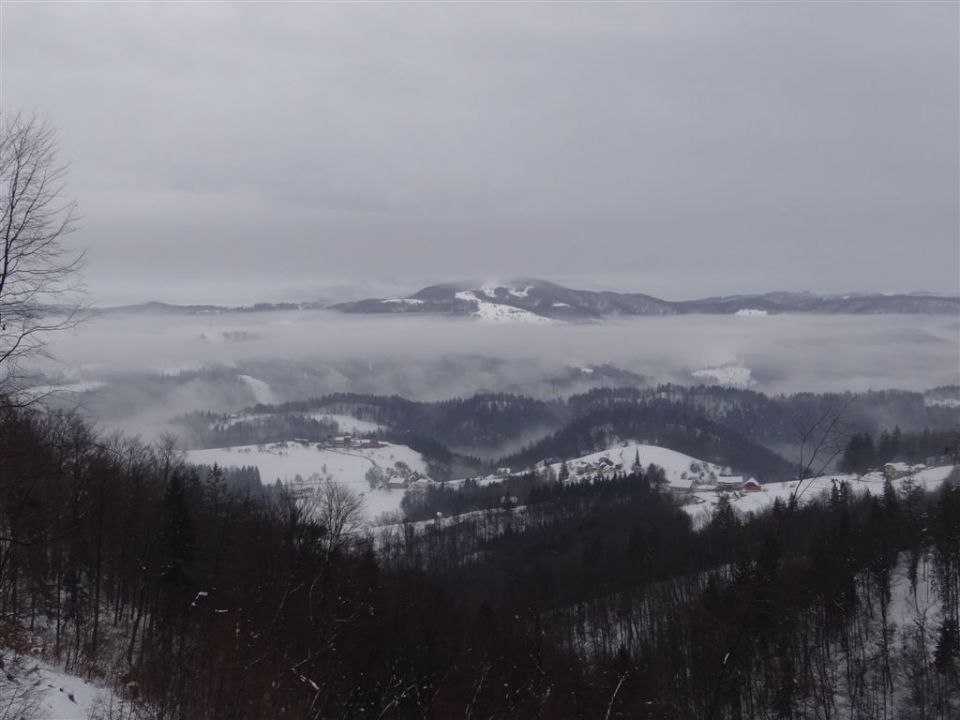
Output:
top-left (3, 2), bottom-right (957, 302)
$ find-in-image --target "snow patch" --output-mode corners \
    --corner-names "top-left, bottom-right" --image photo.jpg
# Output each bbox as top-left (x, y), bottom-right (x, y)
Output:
top-left (380, 298), bottom-right (425, 305)
top-left (734, 308), bottom-right (768, 316)
top-left (0, 653), bottom-right (112, 720)
top-left (238, 374), bottom-right (275, 405)
top-left (309, 413), bottom-right (385, 434)
top-left (925, 397), bottom-right (960, 408)
top-left (454, 290), bottom-right (554, 324)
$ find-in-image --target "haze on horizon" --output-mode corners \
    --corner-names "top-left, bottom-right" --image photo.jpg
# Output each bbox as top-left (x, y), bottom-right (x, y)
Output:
top-left (2, 2), bottom-right (958, 305)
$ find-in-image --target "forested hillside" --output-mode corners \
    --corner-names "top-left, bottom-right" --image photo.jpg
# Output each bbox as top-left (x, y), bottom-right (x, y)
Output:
top-left (2, 400), bottom-right (958, 719)
top-left (175, 385), bottom-right (959, 484)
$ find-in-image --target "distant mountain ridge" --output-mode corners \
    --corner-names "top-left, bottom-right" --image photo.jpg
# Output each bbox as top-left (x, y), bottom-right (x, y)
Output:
top-left (70, 279), bottom-right (959, 318)
top-left (333, 279), bottom-right (960, 320)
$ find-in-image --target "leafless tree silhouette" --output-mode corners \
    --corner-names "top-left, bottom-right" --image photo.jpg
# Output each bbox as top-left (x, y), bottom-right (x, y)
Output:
top-left (0, 114), bottom-right (83, 400)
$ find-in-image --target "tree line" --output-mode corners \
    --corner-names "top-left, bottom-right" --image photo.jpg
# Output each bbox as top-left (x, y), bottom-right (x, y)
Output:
top-left (841, 427), bottom-right (959, 474)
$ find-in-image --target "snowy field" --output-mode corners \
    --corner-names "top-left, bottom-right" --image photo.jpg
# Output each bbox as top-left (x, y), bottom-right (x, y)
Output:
top-left (186, 441), bottom-right (428, 521)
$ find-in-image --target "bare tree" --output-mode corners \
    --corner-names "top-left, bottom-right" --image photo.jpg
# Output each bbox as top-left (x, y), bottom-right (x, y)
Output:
top-left (704, 396), bottom-right (853, 720)
top-left (0, 114), bottom-right (83, 398)
top-left (315, 478), bottom-right (364, 557)
top-left (790, 395), bottom-right (853, 502)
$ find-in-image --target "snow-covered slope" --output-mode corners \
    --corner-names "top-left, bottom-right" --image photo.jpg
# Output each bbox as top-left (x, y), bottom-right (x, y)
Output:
top-left (454, 290), bottom-right (554, 323)
top-left (541, 443), bottom-right (729, 489)
top-left (454, 440), bottom-right (956, 531)
top-left (0, 652), bottom-right (117, 719)
top-left (684, 465), bottom-right (956, 526)
top-left (238, 374), bottom-right (275, 404)
top-left (186, 441), bottom-right (429, 520)
top-left (455, 442), bottom-right (730, 492)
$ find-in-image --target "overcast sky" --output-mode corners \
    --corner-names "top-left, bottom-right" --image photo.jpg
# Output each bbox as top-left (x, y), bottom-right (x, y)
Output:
top-left (3, 2), bottom-right (958, 304)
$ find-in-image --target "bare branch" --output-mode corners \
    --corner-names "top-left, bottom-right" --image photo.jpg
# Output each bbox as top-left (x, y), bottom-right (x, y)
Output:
top-left (0, 113), bottom-right (84, 402)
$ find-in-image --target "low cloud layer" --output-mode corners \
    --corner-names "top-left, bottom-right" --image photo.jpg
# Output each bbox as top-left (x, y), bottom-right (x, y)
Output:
top-left (42, 310), bottom-right (960, 394)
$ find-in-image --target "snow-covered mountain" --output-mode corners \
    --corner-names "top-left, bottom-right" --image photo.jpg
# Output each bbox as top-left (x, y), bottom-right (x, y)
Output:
top-left (333, 280), bottom-right (960, 320)
top-left (334, 280), bottom-right (674, 320)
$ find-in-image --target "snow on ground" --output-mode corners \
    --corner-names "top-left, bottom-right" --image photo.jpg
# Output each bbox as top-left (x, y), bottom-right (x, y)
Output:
top-left (691, 364), bottom-right (754, 388)
top-left (544, 443), bottom-right (729, 489)
top-left (186, 441), bottom-right (429, 520)
top-left (0, 653), bottom-right (111, 719)
top-left (308, 413), bottom-right (385, 434)
top-left (214, 412), bottom-right (259, 428)
top-left (684, 465), bottom-right (957, 527)
top-left (455, 443), bottom-right (729, 491)
top-left (735, 308), bottom-right (768, 316)
top-left (446, 439), bottom-right (955, 532)
top-left (925, 397), bottom-right (960, 408)
top-left (380, 298), bottom-right (425, 305)
top-left (454, 290), bottom-right (554, 324)
top-left (237, 374), bottom-right (275, 405)
top-left (475, 284), bottom-right (533, 299)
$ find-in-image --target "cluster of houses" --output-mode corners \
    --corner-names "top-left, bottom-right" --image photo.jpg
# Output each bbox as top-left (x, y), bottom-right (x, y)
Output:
top-left (323, 435), bottom-right (387, 451)
top-left (664, 473), bottom-right (763, 500)
top-left (530, 455), bottom-right (765, 497)
top-left (385, 469), bottom-right (430, 490)
top-left (366, 460), bottom-right (431, 491)
top-left (536, 455), bottom-right (629, 479)
top-left (882, 461), bottom-right (929, 480)
top-left (714, 476), bottom-right (763, 493)
top-left (282, 435), bottom-right (388, 451)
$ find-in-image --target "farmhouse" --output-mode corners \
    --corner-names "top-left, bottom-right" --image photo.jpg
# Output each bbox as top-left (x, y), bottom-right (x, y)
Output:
top-left (883, 462), bottom-right (911, 480)
top-left (716, 476), bottom-right (745, 492)
top-left (358, 439), bottom-right (386, 449)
